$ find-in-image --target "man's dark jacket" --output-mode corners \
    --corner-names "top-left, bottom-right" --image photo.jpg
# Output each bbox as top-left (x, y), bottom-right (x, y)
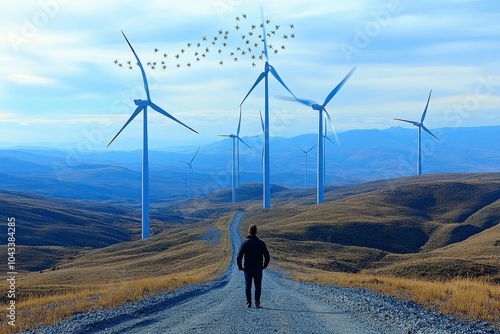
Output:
top-left (237, 235), bottom-right (270, 274)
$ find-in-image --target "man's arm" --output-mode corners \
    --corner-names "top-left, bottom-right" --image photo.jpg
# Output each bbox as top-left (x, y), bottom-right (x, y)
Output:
top-left (262, 242), bottom-right (270, 269)
top-left (236, 242), bottom-right (245, 270)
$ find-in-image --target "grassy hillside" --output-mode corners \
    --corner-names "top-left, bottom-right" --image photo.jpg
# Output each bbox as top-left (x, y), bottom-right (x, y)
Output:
top-left (240, 173), bottom-right (500, 281)
top-left (0, 190), bottom-right (196, 272)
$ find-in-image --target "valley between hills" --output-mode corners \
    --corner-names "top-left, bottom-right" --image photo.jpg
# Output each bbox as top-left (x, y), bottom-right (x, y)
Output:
top-left (0, 172), bottom-right (499, 332)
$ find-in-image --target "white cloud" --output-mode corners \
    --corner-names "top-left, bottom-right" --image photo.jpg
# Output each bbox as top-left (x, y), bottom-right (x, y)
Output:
top-left (8, 73), bottom-right (57, 85)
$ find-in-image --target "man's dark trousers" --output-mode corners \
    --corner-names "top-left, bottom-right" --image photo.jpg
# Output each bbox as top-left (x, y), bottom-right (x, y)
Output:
top-left (245, 270), bottom-right (263, 305)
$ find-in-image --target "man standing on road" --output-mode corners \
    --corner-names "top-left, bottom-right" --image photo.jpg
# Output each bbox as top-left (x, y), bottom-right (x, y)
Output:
top-left (237, 224), bottom-right (270, 308)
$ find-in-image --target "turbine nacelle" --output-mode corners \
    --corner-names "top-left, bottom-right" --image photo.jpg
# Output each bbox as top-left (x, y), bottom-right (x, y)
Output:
top-left (134, 99), bottom-right (150, 106)
top-left (312, 104), bottom-right (323, 111)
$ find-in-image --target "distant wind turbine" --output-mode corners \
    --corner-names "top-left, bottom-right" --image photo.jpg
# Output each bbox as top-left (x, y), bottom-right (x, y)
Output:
top-left (219, 130), bottom-right (251, 203)
top-left (278, 66), bottom-right (356, 204)
top-left (297, 145), bottom-right (316, 188)
top-left (180, 147), bottom-right (200, 199)
top-left (240, 8), bottom-right (297, 209)
top-left (394, 90), bottom-right (439, 175)
top-left (107, 31), bottom-right (198, 239)
top-left (322, 120), bottom-right (336, 187)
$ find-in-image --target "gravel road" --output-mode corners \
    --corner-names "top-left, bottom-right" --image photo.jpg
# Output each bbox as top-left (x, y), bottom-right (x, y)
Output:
top-left (27, 211), bottom-right (499, 334)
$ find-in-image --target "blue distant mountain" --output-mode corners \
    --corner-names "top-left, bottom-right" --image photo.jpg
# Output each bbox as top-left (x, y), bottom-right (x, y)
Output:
top-left (0, 126), bottom-right (498, 202)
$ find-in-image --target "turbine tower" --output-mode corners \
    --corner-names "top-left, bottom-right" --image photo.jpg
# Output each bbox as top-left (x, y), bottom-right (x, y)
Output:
top-left (236, 107), bottom-right (243, 187)
top-left (394, 90), bottom-right (439, 175)
top-left (278, 66), bottom-right (356, 204)
top-left (297, 145), bottom-right (316, 188)
top-left (323, 120), bottom-right (336, 187)
top-left (107, 31), bottom-right (198, 239)
top-left (219, 126), bottom-right (251, 203)
top-left (180, 147), bottom-right (200, 199)
top-left (240, 8), bottom-right (297, 209)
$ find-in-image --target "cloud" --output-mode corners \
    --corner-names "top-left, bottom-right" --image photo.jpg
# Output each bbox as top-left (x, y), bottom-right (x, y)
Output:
top-left (8, 73), bottom-right (57, 86)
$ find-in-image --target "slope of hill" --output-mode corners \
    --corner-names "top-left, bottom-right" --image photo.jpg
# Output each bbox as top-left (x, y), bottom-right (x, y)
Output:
top-left (1, 173), bottom-right (498, 280)
top-left (238, 173), bottom-right (500, 281)
top-left (0, 190), bottom-right (194, 271)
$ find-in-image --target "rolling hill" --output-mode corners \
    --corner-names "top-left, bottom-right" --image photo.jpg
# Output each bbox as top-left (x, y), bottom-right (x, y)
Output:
top-left (1, 172), bottom-right (498, 280)
top-left (0, 190), bottom-right (195, 271)
top-left (236, 173), bottom-right (500, 281)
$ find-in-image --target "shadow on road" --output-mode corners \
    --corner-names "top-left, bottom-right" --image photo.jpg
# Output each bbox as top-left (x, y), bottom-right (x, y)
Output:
top-left (258, 307), bottom-right (348, 315)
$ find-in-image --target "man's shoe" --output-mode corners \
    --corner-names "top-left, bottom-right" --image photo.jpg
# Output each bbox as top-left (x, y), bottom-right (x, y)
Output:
top-left (255, 302), bottom-right (261, 309)
top-left (246, 302), bottom-right (252, 308)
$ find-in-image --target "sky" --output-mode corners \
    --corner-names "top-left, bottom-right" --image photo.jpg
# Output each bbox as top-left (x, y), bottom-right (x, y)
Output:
top-left (1, 0), bottom-right (499, 151)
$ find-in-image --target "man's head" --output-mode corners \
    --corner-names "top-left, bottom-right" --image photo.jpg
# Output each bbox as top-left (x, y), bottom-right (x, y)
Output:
top-left (248, 224), bottom-right (257, 236)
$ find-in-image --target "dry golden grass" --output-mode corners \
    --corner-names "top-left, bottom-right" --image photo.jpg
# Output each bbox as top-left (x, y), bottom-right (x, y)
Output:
top-left (0, 214), bottom-right (234, 334)
top-left (293, 270), bottom-right (500, 327)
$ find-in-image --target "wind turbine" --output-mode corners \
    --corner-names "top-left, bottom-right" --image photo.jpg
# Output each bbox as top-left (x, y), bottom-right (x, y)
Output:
top-left (180, 147), bottom-right (200, 199)
top-left (107, 31), bottom-right (198, 239)
top-left (219, 127), bottom-right (251, 203)
top-left (240, 8), bottom-right (297, 209)
top-left (394, 90), bottom-right (439, 175)
top-left (278, 66), bottom-right (356, 204)
top-left (297, 145), bottom-right (316, 188)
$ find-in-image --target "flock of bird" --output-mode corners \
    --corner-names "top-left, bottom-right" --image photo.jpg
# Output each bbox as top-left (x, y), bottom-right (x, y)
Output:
top-left (113, 14), bottom-right (295, 70)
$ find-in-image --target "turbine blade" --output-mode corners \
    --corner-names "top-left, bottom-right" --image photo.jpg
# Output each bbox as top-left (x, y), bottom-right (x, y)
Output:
top-left (394, 118), bottom-right (420, 126)
top-left (260, 7), bottom-right (268, 61)
top-left (325, 136), bottom-right (335, 145)
top-left (190, 146), bottom-right (200, 164)
top-left (322, 66), bottom-right (356, 107)
top-left (121, 31), bottom-right (150, 101)
top-left (422, 125), bottom-right (439, 141)
top-left (237, 136), bottom-right (252, 149)
top-left (149, 102), bottom-right (199, 134)
top-left (218, 134), bottom-right (231, 137)
top-left (275, 95), bottom-right (316, 108)
top-left (259, 110), bottom-right (264, 133)
top-left (421, 89), bottom-right (432, 123)
top-left (269, 65), bottom-right (296, 100)
top-left (237, 106), bottom-right (243, 136)
top-left (107, 106), bottom-right (144, 147)
top-left (240, 72), bottom-right (266, 106)
top-left (306, 144), bottom-right (317, 153)
top-left (296, 145), bottom-right (306, 153)
top-left (323, 108), bottom-right (340, 145)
